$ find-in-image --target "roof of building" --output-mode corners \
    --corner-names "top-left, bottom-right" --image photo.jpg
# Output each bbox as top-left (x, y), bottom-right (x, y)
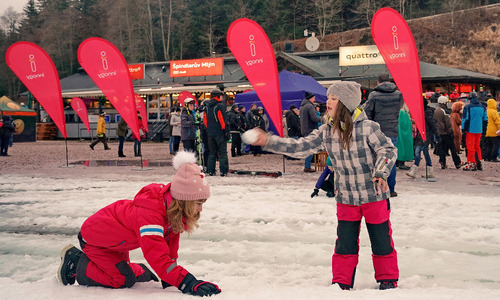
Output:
top-left (58, 50), bottom-right (500, 97)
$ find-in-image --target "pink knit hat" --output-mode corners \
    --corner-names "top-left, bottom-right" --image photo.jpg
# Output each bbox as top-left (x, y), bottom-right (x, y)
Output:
top-left (170, 152), bottom-right (210, 201)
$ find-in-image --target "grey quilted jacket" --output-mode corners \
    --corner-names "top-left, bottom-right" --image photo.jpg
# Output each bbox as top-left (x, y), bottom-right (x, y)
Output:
top-left (263, 109), bottom-right (396, 206)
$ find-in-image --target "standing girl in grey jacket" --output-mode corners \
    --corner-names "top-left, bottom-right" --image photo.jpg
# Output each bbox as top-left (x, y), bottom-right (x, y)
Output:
top-left (246, 81), bottom-right (399, 290)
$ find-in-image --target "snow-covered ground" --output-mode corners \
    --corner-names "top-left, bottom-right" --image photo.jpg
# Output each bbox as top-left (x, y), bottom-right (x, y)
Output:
top-left (1, 168), bottom-right (499, 300)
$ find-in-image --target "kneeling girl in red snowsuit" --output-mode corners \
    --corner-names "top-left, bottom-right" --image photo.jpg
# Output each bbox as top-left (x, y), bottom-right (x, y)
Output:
top-left (57, 152), bottom-right (221, 297)
top-left (247, 81), bottom-right (399, 290)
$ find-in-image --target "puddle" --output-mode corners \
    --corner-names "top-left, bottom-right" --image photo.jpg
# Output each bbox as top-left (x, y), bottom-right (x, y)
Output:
top-left (70, 160), bottom-right (171, 167)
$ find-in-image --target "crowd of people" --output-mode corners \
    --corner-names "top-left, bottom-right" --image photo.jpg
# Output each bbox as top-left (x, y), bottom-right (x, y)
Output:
top-left (414, 86), bottom-right (500, 172)
top-left (80, 78), bottom-right (500, 190)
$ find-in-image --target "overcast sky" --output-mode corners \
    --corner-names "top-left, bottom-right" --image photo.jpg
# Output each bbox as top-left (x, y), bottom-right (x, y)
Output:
top-left (0, 0), bottom-right (29, 16)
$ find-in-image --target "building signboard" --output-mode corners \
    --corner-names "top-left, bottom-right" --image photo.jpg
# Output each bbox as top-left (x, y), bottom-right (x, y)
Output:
top-left (128, 64), bottom-right (144, 80)
top-left (170, 57), bottom-right (223, 77)
top-left (339, 45), bottom-right (385, 66)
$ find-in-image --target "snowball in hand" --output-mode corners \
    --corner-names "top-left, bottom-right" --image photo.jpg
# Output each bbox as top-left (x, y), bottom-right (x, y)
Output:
top-left (242, 129), bottom-right (260, 145)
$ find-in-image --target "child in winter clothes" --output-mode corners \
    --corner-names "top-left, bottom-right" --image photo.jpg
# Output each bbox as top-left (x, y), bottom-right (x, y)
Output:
top-left (483, 98), bottom-right (500, 162)
top-left (89, 112), bottom-right (111, 151)
top-left (245, 81), bottom-right (399, 290)
top-left (57, 152), bottom-right (221, 297)
top-left (310, 157), bottom-right (335, 198)
top-left (450, 101), bottom-right (465, 153)
top-left (406, 97), bottom-right (440, 179)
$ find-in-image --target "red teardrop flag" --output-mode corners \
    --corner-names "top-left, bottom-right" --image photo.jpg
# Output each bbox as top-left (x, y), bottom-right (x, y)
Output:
top-left (371, 7), bottom-right (426, 140)
top-left (78, 37), bottom-right (140, 139)
top-left (6, 42), bottom-right (67, 138)
top-left (227, 18), bottom-right (283, 137)
top-left (70, 97), bottom-right (90, 133)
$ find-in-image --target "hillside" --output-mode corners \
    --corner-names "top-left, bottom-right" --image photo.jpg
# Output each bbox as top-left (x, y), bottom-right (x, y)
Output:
top-left (276, 4), bottom-right (500, 77)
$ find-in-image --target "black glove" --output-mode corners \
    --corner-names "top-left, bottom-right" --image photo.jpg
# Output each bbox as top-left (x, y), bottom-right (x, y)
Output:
top-left (224, 131), bottom-right (231, 141)
top-left (161, 280), bottom-right (172, 289)
top-left (311, 188), bottom-right (319, 198)
top-left (178, 273), bottom-right (221, 297)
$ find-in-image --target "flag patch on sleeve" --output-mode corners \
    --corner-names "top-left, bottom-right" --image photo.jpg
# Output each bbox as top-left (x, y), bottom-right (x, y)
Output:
top-left (140, 225), bottom-right (164, 237)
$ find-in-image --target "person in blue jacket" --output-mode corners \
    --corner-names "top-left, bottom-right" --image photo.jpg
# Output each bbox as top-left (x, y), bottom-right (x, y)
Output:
top-left (311, 157), bottom-right (335, 198)
top-left (461, 91), bottom-right (488, 171)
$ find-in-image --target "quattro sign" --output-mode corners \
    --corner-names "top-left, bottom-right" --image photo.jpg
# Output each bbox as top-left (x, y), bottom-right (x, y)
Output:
top-left (339, 45), bottom-right (385, 66)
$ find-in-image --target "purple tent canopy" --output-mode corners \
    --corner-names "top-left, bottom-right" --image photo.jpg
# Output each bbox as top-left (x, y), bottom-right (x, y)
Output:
top-left (235, 70), bottom-right (327, 134)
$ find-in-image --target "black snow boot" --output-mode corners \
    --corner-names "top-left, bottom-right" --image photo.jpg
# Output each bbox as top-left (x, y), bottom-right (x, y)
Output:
top-left (475, 153), bottom-right (483, 171)
top-left (379, 281), bottom-right (398, 290)
top-left (57, 244), bottom-right (83, 285)
top-left (135, 263), bottom-right (159, 282)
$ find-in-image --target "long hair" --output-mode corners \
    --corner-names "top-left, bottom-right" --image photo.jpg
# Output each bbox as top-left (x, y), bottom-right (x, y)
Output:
top-left (167, 198), bottom-right (206, 234)
top-left (330, 102), bottom-right (354, 150)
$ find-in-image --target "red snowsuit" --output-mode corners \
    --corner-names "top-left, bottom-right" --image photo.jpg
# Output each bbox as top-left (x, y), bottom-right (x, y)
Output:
top-left (76, 183), bottom-right (189, 288)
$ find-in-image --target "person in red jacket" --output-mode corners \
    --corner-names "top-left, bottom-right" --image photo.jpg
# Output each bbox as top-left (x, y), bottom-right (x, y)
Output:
top-left (57, 151), bottom-right (221, 297)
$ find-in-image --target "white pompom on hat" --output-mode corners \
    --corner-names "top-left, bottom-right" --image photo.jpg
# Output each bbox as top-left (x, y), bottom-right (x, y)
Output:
top-left (327, 81), bottom-right (362, 113)
top-left (170, 152), bottom-right (210, 201)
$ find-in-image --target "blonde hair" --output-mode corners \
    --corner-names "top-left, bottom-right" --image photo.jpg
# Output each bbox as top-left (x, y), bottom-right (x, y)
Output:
top-left (167, 198), bottom-right (206, 234)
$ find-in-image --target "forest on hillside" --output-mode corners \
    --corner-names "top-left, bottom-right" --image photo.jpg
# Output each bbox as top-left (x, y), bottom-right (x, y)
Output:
top-left (1, 0), bottom-right (499, 99)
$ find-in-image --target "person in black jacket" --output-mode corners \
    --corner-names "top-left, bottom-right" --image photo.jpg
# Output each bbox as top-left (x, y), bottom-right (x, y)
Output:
top-left (0, 115), bottom-right (15, 156)
top-left (203, 89), bottom-right (230, 176)
top-left (406, 97), bottom-right (440, 179)
top-left (228, 104), bottom-right (244, 157)
top-left (299, 92), bottom-right (321, 172)
top-left (181, 98), bottom-right (197, 153)
top-left (249, 107), bottom-right (266, 156)
top-left (285, 104), bottom-right (301, 138)
top-left (364, 74), bottom-right (404, 197)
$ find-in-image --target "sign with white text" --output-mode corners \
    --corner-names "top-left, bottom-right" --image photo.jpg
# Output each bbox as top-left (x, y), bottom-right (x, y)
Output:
top-left (128, 64), bottom-right (144, 80)
top-left (170, 58), bottom-right (223, 77)
top-left (339, 45), bottom-right (384, 66)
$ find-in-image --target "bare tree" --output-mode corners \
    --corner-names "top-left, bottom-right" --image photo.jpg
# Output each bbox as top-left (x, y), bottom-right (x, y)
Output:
top-left (0, 7), bottom-right (22, 36)
top-left (201, 0), bottom-right (223, 56)
top-left (399, 0), bottom-right (407, 19)
top-left (146, 0), bottom-right (156, 61)
top-left (444, 0), bottom-right (463, 27)
top-left (171, 0), bottom-right (192, 60)
top-left (101, 0), bottom-right (153, 62)
top-left (231, 0), bottom-right (252, 19)
top-left (354, 0), bottom-right (384, 25)
top-left (166, 0), bottom-right (173, 61)
top-left (313, 0), bottom-right (341, 40)
top-left (158, 0), bottom-right (168, 61)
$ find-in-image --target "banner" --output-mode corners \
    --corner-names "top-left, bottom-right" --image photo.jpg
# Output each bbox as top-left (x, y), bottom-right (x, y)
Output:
top-left (371, 7), bottom-right (426, 140)
top-left (70, 97), bottom-right (90, 133)
top-left (128, 64), bottom-right (144, 80)
top-left (77, 37), bottom-right (140, 139)
top-left (6, 42), bottom-right (67, 138)
top-left (170, 58), bottom-right (223, 78)
top-left (134, 94), bottom-right (148, 132)
top-left (227, 18), bottom-right (283, 137)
